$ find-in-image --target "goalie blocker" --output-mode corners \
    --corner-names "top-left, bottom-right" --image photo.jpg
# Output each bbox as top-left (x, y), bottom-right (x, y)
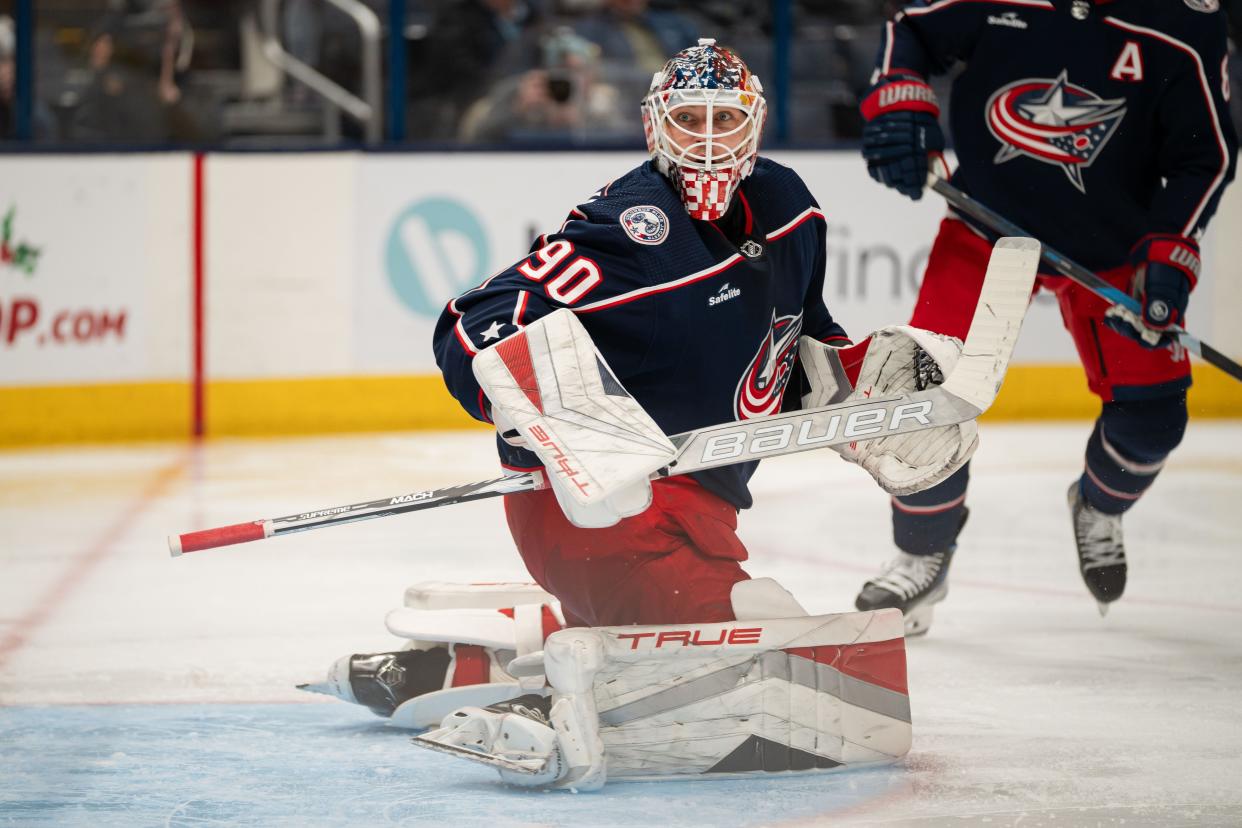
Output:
top-left (414, 580), bottom-right (911, 790)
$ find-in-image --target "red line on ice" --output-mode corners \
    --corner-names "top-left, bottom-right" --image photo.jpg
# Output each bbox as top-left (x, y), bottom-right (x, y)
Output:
top-left (0, 457), bottom-right (189, 669)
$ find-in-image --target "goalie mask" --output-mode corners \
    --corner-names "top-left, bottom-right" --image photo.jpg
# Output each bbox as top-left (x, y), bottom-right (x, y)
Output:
top-left (642, 38), bottom-right (767, 221)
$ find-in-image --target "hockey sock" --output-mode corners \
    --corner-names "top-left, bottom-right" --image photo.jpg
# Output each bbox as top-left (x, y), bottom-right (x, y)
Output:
top-left (891, 462), bottom-right (969, 555)
top-left (1080, 394), bottom-right (1187, 515)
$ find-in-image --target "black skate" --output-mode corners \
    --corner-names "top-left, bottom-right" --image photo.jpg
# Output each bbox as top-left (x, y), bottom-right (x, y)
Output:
top-left (855, 546), bottom-right (955, 636)
top-left (1067, 481), bottom-right (1126, 615)
top-left (298, 647), bottom-right (451, 717)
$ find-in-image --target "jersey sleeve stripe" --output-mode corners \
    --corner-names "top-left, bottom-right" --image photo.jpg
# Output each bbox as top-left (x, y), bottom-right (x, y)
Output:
top-left (766, 206), bottom-right (826, 242)
top-left (574, 254), bottom-right (746, 313)
top-left (512, 290), bottom-right (531, 327)
top-left (452, 319), bottom-right (479, 356)
top-left (1103, 16), bottom-right (1232, 237)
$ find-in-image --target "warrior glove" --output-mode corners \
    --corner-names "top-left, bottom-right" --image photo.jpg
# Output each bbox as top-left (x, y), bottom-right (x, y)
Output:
top-left (1104, 233), bottom-right (1199, 349)
top-left (860, 73), bottom-right (944, 201)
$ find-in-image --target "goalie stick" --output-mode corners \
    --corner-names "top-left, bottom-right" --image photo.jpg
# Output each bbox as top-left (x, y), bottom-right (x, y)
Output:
top-left (168, 237), bottom-right (1040, 557)
top-left (930, 175), bottom-right (1242, 383)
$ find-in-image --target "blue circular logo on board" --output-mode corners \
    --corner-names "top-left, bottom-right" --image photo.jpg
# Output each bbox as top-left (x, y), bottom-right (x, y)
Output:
top-left (385, 198), bottom-right (491, 318)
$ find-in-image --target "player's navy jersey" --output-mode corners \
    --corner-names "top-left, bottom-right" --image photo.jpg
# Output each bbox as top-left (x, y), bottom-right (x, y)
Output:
top-left (879, 0), bottom-right (1237, 269)
top-left (433, 158), bottom-right (849, 510)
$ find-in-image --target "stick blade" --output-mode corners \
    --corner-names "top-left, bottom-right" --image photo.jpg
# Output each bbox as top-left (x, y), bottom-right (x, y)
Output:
top-left (940, 236), bottom-right (1041, 414)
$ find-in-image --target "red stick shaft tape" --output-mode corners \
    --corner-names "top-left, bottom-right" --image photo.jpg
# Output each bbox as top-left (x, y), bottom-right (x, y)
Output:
top-left (170, 521), bottom-right (269, 556)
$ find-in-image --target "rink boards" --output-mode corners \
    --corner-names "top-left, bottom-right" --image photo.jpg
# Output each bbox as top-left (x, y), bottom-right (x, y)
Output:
top-left (2, 151), bottom-right (1240, 445)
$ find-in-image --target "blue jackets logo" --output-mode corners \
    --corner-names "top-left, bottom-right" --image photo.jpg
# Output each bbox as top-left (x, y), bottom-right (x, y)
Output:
top-left (620, 205), bottom-right (669, 245)
top-left (986, 70), bottom-right (1126, 193)
top-left (734, 312), bottom-right (802, 420)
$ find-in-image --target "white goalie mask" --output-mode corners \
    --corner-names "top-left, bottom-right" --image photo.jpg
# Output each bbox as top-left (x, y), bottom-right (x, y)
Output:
top-left (641, 38), bottom-right (767, 221)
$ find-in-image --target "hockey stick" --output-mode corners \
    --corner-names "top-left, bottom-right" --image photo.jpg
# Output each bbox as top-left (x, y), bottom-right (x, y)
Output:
top-left (168, 237), bottom-right (1040, 557)
top-left (930, 176), bottom-right (1242, 383)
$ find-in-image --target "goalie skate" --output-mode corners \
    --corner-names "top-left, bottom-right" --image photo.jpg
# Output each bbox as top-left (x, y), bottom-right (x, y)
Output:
top-left (415, 694), bottom-right (564, 784)
top-left (1067, 481), bottom-right (1126, 615)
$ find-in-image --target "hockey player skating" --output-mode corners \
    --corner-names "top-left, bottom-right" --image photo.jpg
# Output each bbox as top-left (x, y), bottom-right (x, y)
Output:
top-left (293, 40), bottom-right (1039, 789)
top-left (855, 0), bottom-right (1237, 628)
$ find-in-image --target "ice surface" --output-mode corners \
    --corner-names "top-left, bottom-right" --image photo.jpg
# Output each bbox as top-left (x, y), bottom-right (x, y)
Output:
top-left (2, 424), bottom-right (1241, 826)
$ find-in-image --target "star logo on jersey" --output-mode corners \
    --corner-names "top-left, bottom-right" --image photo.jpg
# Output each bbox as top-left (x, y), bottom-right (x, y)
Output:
top-left (734, 312), bottom-right (802, 420)
top-left (620, 205), bottom-right (669, 245)
top-left (480, 320), bottom-right (505, 342)
top-left (986, 70), bottom-right (1126, 193)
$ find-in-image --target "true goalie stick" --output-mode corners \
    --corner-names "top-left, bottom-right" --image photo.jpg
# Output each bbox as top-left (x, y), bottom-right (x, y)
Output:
top-left (168, 237), bottom-right (1040, 557)
top-left (930, 175), bottom-right (1242, 383)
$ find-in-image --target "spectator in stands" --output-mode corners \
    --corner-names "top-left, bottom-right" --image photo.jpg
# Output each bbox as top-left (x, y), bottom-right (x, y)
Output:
top-left (407, 0), bottom-right (542, 140)
top-left (0, 15), bottom-right (56, 141)
top-left (68, 2), bottom-right (206, 143)
top-left (458, 26), bottom-right (631, 144)
top-left (573, 0), bottom-right (698, 79)
top-left (69, 16), bottom-right (163, 142)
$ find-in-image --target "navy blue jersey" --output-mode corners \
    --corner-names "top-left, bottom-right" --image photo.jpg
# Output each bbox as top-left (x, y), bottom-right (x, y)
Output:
top-left (433, 158), bottom-right (850, 510)
top-left (879, 0), bottom-right (1237, 268)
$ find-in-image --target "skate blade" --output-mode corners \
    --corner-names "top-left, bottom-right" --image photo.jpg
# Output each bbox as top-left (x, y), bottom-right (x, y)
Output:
top-left (411, 732), bottom-right (549, 775)
top-left (295, 681), bottom-right (332, 697)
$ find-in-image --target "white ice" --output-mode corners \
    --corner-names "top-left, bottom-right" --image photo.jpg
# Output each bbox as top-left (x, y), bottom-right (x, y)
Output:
top-left (1, 423), bottom-right (1240, 826)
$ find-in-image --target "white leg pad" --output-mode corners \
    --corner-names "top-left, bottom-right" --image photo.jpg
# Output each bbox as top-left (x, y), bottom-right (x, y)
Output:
top-left (415, 608), bottom-right (911, 789)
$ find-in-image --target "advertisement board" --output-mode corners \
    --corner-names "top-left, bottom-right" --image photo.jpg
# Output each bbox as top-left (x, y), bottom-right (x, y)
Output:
top-left (2, 150), bottom-right (1237, 444)
top-left (0, 155), bottom-right (192, 385)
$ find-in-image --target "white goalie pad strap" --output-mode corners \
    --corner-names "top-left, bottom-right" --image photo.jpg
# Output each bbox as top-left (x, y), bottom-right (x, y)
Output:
top-left (830, 325), bottom-right (977, 496)
top-left (386, 604), bottom-right (564, 655)
top-left (389, 682), bottom-right (527, 731)
top-left (385, 608), bottom-right (523, 651)
top-left (402, 581), bottom-right (555, 611)
top-left (543, 630), bottom-right (609, 790)
top-left (471, 308), bottom-right (676, 510)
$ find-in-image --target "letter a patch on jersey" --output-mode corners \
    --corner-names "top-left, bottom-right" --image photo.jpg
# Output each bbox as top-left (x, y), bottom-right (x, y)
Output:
top-left (1110, 42), bottom-right (1144, 82)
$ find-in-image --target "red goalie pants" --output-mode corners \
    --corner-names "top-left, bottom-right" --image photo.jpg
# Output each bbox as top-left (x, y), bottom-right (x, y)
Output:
top-left (503, 476), bottom-right (750, 627)
top-left (914, 217), bottom-right (1191, 402)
